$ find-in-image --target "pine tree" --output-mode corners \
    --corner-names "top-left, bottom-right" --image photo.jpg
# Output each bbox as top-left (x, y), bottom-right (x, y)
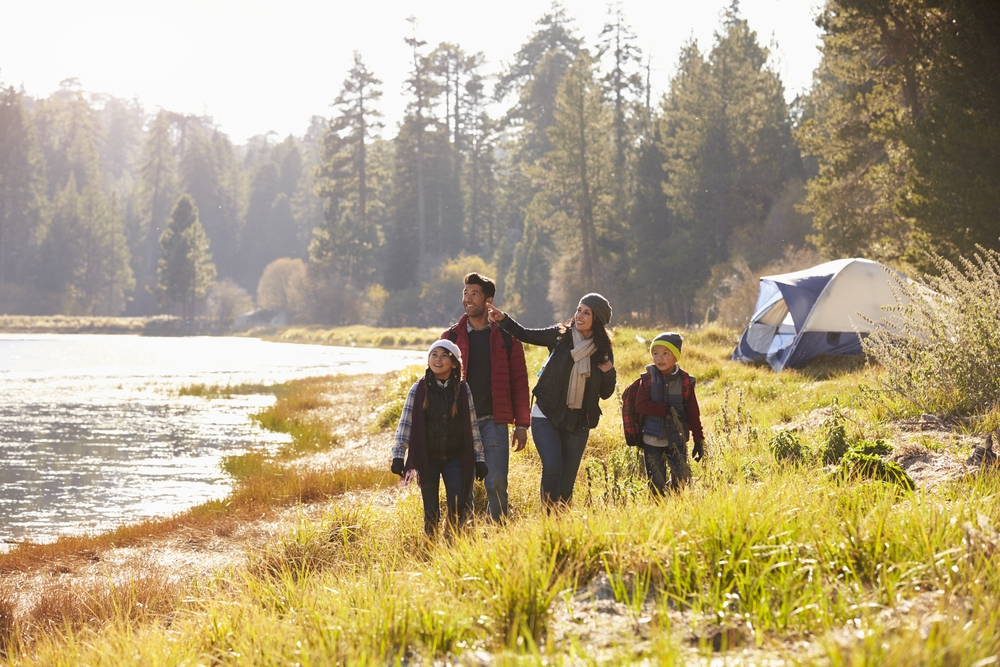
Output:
top-left (796, 0), bottom-right (935, 261)
top-left (661, 9), bottom-right (799, 301)
top-left (0, 83), bottom-right (47, 287)
top-left (541, 50), bottom-right (613, 291)
top-left (598, 1), bottom-right (644, 216)
top-left (179, 125), bottom-right (243, 281)
top-left (901, 0), bottom-right (1000, 260)
top-left (313, 51), bottom-right (385, 285)
top-left (155, 194), bottom-right (216, 319)
top-left (133, 111), bottom-right (178, 313)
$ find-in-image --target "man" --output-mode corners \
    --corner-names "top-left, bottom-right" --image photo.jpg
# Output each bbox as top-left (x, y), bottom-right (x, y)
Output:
top-left (441, 272), bottom-right (530, 522)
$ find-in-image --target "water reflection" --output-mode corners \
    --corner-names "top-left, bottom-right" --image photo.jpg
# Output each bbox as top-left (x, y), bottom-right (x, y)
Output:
top-left (0, 334), bottom-right (424, 546)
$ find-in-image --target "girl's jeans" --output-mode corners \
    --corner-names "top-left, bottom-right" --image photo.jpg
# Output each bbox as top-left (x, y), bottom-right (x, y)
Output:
top-left (531, 416), bottom-right (589, 507)
top-left (420, 456), bottom-right (467, 534)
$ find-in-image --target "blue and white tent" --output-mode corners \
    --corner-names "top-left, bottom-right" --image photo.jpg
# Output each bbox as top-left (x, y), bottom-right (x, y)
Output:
top-left (732, 258), bottom-right (907, 371)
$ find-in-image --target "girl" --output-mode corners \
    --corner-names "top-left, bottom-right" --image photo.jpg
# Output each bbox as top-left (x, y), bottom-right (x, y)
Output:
top-left (487, 293), bottom-right (616, 508)
top-left (391, 340), bottom-right (487, 535)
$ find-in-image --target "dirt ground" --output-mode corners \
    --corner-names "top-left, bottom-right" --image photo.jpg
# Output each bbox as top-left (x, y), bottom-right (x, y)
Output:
top-left (782, 407), bottom-right (978, 489)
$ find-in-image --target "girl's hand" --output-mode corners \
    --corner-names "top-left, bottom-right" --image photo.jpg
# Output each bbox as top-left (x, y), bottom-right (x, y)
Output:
top-left (486, 304), bottom-right (506, 322)
top-left (598, 357), bottom-right (613, 373)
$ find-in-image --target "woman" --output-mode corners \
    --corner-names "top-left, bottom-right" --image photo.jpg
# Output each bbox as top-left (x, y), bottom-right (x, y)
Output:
top-left (487, 293), bottom-right (616, 508)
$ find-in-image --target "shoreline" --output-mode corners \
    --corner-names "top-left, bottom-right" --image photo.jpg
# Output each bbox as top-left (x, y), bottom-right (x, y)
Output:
top-left (0, 315), bottom-right (445, 350)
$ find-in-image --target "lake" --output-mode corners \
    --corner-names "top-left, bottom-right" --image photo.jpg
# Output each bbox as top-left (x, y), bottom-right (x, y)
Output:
top-left (0, 334), bottom-right (425, 547)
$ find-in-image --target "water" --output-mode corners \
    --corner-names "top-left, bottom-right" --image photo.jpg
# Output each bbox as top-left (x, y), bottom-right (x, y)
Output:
top-left (0, 334), bottom-right (425, 546)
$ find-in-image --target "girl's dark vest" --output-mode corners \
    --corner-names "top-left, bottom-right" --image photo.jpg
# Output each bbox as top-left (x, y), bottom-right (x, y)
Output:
top-left (403, 376), bottom-right (476, 499)
top-left (642, 365), bottom-right (690, 445)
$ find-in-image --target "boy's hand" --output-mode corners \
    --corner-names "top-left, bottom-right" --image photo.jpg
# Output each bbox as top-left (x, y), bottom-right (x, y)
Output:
top-left (692, 440), bottom-right (704, 462)
top-left (486, 304), bottom-right (506, 322)
top-left (475, 461), bottom-right (489, 481)
top-left (391, 458), bottom-right (405, 476)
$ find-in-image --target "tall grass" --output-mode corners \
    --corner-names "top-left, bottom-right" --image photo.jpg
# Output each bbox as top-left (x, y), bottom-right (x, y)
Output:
top-left (5, 324), bottom-right (1000, 665)
top-left (863, 247), bottom-right (1000, 420)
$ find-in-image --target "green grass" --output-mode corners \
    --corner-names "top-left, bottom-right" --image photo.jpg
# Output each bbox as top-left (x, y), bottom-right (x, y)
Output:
top-left (178, 381), bottom-right (278, 397)
top-left (5, 324), bottom-right (1000, 665)
top-left (255, 324), bottom-right (445, 350)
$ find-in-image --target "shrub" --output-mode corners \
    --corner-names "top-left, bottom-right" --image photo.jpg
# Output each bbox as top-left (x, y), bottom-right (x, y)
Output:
top-left (837, 451), bottom-right (915, 491)
top-left (862, 246), bottom-right (1000, 417)
top-left (206, 278), bottom-right (254, 327)
top-left (820, 402), bottom-right (851, 465)
top-left (418, 254), bottom-right (496, 327)
top-left (769, 429), bottom-right (804, 462)
top-left (850, 438), bottom-right (893, 457)
top-left (257, 258), bottom-right (310, 322)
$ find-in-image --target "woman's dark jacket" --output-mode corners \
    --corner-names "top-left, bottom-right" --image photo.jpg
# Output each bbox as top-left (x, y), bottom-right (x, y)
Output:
top-left (497, 316), bottom-right (616, 430)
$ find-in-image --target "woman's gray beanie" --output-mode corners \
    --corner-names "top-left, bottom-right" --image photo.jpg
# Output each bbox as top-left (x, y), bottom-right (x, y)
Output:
top-left (579, 293), bottom-right (612, 325)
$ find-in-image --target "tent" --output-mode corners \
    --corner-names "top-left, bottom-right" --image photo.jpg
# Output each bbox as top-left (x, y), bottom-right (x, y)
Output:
top-left (732, 258), bottom-right (907, 371)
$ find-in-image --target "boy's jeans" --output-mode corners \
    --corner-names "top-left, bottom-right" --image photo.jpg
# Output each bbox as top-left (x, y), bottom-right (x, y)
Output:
top-left (641, 441), bottom-right (690, 494)
top-left (531, 416), bottom-right (589, 506)
top-left (473, 417), bottom-right (510, 522)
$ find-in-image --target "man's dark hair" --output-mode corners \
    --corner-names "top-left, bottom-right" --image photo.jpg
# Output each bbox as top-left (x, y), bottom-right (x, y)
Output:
top-left (464, 272), bottom-right (496, 299)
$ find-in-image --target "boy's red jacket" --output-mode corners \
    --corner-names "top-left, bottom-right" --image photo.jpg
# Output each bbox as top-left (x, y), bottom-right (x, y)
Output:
top-left (442, 315), bottom-right (531, 428)
top-left (621, 368), bottom-right (703, 446)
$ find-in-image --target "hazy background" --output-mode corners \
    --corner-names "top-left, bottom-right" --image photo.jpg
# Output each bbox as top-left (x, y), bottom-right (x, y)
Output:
top-left (0, 0), bottom-right (823, 143)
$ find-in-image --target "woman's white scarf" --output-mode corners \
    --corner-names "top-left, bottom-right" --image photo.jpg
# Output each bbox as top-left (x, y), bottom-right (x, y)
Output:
top-left (566, 326), bottom-right (596, 410)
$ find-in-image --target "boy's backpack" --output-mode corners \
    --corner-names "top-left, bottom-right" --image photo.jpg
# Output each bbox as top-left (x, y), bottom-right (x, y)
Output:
top-left (621, 370), bottom-right (696, 448)
top-left (621, 376), bottom-right (644, 448)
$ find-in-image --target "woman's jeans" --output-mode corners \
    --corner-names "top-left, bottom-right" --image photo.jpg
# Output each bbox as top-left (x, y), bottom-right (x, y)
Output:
top-left (420, 457), bottom-right (467, 534)
top-left (531, 416), bottom-right (589, 507)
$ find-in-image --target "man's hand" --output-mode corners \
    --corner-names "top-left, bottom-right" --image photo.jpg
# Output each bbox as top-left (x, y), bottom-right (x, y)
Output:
top-left (512, 427), bottom-right (528, 452)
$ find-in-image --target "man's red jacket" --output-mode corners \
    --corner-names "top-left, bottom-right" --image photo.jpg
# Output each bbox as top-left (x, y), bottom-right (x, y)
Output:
top-left (441, 314), bottom-right (531, 428)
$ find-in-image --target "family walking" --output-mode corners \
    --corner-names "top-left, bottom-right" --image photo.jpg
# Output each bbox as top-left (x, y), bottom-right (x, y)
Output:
top-left (390, 272), bottom-right (706, 535)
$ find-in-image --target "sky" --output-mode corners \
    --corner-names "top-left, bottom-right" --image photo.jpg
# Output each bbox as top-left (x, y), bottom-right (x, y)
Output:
top-left (0, 0), bottom-right (825, 146)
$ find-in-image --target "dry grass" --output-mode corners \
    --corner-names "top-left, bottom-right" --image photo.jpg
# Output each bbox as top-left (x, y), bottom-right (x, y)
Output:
top-left (0, 372), bottom-right (392, 657)
top-left (0, 315), bottom-right (177, 334)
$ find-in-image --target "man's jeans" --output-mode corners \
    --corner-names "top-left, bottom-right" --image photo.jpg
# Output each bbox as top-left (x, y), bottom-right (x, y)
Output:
top-left (475, 417), bottom-right (510, 521)
top-left (531, 416), bottom-right (589, 507)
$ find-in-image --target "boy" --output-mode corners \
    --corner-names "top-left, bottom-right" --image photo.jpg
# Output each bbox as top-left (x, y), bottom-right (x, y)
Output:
top-left (633, 332), bottom-right (705, 494)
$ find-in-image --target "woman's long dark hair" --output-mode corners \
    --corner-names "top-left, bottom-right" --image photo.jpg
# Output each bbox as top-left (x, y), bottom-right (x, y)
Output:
top-left (560, 316), bottom-right (613, 361)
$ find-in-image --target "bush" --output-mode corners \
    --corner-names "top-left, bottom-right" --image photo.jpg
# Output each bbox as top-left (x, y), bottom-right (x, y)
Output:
top-left (769, 429), bottom-right (804, 462)
top-left (850, 438), bottom-right (893, 457)
top-left (837, 451), bottom-right (915, 491)
top-left (820, 402), bottom-right (851, 465)
top-left (257, 258), bottom-right (310, 322)
top-left (862, 247), bottom-right (1000, 417)
top-left (418, 254), bottom-right (496, 327)
top-left (206, 278), bottom-right (254, 327)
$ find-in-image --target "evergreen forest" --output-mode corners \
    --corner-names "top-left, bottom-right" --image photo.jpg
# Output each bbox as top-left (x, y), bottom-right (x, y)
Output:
top-left (1, 0), bottom-right (997, 327)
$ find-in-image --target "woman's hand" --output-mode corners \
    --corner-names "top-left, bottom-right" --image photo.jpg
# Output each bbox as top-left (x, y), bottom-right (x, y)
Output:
top-left (598, 357), bottom-right (613, 373)
top-left (486, 304), bottom-right (506, 323)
